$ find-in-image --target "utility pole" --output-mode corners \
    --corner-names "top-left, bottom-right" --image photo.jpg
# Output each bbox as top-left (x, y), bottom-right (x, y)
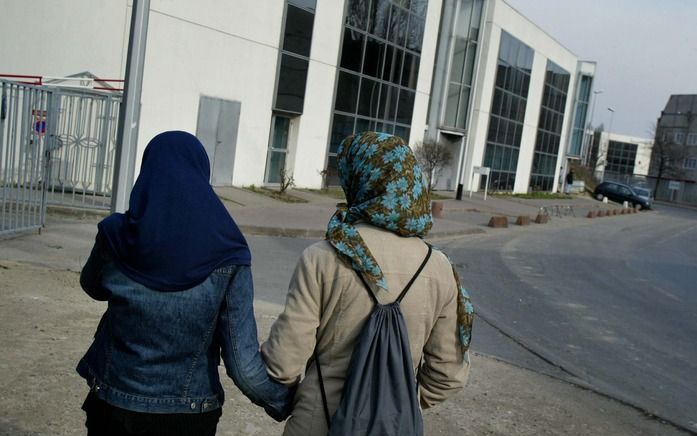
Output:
top-left (111, 0), bottom-right (151, 213)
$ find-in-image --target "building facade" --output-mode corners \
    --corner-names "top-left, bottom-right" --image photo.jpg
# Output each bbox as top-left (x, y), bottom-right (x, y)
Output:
top-left (426, 0), bottom-right (596, 193)
top-left (650, 95), bottom-right (697, 204)
top-left (1, 0), bottom-right (595, 194)
top-left (593, 132), bottom-right (653, 186)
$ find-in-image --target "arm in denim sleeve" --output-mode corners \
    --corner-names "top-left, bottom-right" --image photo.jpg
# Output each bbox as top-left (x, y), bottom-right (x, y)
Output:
top-left (80, 235), bottom-right (112, 301)
top-left (216, 265), bottom-right (294, 422)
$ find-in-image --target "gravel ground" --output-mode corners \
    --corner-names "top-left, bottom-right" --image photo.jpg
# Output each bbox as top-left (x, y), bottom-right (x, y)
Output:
top-left (0, 254), bottom-right (684, 436)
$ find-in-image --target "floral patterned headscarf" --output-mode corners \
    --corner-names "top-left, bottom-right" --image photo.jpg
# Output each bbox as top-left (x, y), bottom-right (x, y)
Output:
top-left (326, 132), bottom-right (473, 354)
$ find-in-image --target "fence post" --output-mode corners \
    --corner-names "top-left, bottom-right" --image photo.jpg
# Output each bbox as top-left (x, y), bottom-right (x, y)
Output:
top-left (40, 89), bottom-right (58, 228)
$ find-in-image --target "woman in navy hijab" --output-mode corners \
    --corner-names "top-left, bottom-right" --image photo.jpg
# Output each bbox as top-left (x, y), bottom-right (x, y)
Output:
top-left (77, 131), bottom-right (293, 436)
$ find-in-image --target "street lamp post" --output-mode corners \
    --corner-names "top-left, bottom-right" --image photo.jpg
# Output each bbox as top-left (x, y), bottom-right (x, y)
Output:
top-left (607, 107), bottom-right (615, 135)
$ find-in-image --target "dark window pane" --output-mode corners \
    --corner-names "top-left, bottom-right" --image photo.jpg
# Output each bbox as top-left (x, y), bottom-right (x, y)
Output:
top-left (283, 5), bottom-right (314, 57)
top-left (378, 84), bottom-right (398, 121)
top-left (396, 89), bottom-right (415, 124)
top-left (383, 47), bottom-right (403, 84)
top-left (410, 0), bottom-right (427, 17)
top-left (335, 71), bottom-right (360, 113)
top-left (346, 0), bottom-right (369, 30)
top-left (355, 117), bottom-right (373, 133)
top-left (275, 54), bottom-right (309, 113)
top-left (444, 83), bottom-right (460, 127)
top-left (358, 77), bottom-right (380, 117)
top-left (340, 28), bottom-right (364, 72)
top-left (457, 86), bottom-right (471, 129)
top-left (463, 42), bottom-right (477, 84)
top-left (369, 0), bottom-right (390, 39)
top-left (266, 151), bottom-right (286, 183)
top-left (271, 116), bottom-right (290, 150)
top-left (325, 155), bottom-right (340, 186)
top-left (363, 37), bottom-right (386, 78)
top-left (289, 0), bottom-right (316, 11)
top-left (394, 125), bottom-right (410, 142)
top-left (401, 52), bottom-right (419, 88)
top-left (450, 37), bottom-right (467, 84)
top-left (388, 5), bottom-right (407, 46)
top-left (331, 114), bottom-right (355, 153)
top-left (406, 15), bottom-right (424, 52)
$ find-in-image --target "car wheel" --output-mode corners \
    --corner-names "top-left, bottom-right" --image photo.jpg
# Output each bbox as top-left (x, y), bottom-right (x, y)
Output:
top-left (595, 193), bottom-right (604, 201)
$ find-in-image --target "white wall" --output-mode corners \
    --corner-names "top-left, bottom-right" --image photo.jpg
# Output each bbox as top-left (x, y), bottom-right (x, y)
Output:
top-left (410, 0), bottom-right (443, 147)
top-left (0, 0), bottom-right (129, 79)
top-left (291, 0), bottom-right (344, 188)
top-left (463, 0), bottom-right (582, 193)
top-left (137, 1), bottom-right (285, 185)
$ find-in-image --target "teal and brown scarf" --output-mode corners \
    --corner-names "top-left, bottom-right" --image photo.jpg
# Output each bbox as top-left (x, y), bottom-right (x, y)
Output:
top-left (326, 132), bottom-right (473, 355)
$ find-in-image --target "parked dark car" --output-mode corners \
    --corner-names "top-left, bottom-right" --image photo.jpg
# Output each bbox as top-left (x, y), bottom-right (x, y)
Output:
top-left (593, 182), bottom-right (651, 210)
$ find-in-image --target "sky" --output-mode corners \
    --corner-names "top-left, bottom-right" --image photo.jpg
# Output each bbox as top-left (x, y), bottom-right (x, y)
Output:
top-left (504, 0), bottom-right (697, 138)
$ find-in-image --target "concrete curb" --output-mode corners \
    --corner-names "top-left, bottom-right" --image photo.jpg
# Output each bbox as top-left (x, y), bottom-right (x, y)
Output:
top-left (239, 224), bottom-right (486, 240)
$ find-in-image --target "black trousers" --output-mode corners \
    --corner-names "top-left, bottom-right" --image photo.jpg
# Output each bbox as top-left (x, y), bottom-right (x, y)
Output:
top-left (83, 392), bottom-right (222, 436)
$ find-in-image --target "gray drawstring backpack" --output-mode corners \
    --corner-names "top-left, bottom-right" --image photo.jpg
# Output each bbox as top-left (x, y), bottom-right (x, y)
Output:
top-left (314, 244), bottom-right (432, 436)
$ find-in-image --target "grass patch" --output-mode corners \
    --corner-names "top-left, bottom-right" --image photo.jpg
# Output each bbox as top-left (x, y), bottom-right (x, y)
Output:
top-left (429, 192), bottom-right (452, 200)
top-left (304, 188), bottom-right (346, 200)
top-left (493, 192), bottom-right (572, 200)
top-left (243, 186), bottom-right (308, 203)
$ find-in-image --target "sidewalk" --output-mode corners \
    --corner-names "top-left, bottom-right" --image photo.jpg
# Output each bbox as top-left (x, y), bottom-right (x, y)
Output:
top-left (214, 187), bottom-right (626, 237)
top-left (0, 219), bottom-right (681, 436)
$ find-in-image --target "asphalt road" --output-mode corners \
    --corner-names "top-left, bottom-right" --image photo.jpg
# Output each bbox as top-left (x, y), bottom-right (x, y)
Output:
top-left (246, 204), bottom-right (697, 433)
top-left (442, 204), bottom-right (697, 432)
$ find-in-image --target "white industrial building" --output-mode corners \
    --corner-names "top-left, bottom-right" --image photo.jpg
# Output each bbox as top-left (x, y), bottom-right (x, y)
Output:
top-left (0, 0), bottom-right (597, 194)
top-left (592, 131), bottom-right (654, 184)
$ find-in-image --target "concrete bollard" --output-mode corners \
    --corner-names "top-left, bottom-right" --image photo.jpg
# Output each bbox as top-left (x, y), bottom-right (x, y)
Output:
top-left (623, 201), bottom-right (629, 208)
top-left (602, 197), bottom-right (609, 204)
top-left (488, 216), bottom-right (508, 228)
top-left (535, 213), bottom-right (549, 224)
top-left (431, 201), bottom-right (444, 219)
top-left (516, 215), bottom-right (530, 226)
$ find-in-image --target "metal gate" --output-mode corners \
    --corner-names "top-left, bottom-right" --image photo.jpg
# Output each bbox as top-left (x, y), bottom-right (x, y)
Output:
top-left (0, 79), bottom-right (120, 236)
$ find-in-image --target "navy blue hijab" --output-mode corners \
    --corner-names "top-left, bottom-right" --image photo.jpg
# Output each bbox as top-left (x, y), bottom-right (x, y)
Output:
top-left (98, 131), bottom-right (250, 291)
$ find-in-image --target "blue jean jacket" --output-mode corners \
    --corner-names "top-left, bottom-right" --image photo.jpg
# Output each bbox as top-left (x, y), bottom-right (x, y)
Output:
top-left (77, 240), bottom-right (293, 420)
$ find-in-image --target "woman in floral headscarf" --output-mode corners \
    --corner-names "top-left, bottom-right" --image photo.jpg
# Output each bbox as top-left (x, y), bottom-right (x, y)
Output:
top-left (262, 132), bottom-right (473, 436)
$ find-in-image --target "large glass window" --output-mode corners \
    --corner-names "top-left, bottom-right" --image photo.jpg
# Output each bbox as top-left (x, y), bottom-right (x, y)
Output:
top-left (325, 0), bottom-right (428, 185)
top-left (606, 140), bottom-right (637, 175)
top-left (273, 1), bottom-right (317, 113)
top-left (529, 60), bottom-right (570, 191)
top-left (265, 116), bottom-right (291, 184)
top-left (442, 0), bottom-right (483, 130)
top-left (568, 74), bottom-right (592, 156)
top-left (482, 31), bottom-right (534, 191)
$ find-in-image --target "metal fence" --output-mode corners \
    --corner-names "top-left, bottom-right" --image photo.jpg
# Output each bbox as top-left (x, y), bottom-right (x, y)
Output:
top-left (0, 80), bottom-right (120, 236)
top-left (47, 89), bottom-right (120, 209)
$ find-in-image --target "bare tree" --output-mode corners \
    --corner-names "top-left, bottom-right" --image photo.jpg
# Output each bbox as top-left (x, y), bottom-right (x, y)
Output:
top-left (413, 141), bottom-right (453, 193)
top-left (278, 168), bottom-right (295, 194)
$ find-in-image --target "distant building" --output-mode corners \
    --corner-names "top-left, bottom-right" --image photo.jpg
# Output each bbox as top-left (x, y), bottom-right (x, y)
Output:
top-left (0, 0), bottom-right (596, 194)
top-left (594, 132), bottom-right (653, 186)
top-left (650, 95), bottom-right (697, 204)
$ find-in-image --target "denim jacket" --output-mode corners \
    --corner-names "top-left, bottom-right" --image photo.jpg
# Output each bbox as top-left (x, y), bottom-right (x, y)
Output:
top-left (77, 239), bottom-right (293, 420)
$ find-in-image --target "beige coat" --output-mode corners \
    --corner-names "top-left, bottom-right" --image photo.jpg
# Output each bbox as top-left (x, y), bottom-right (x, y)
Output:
top-left (261, 224), bottom-right (469, 436)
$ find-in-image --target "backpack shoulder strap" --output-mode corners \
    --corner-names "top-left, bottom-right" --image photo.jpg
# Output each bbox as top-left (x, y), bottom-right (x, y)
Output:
top-left (396, 244), bottom-right (432, 303)
top-left (355, 243), bottom-right (433, 305)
